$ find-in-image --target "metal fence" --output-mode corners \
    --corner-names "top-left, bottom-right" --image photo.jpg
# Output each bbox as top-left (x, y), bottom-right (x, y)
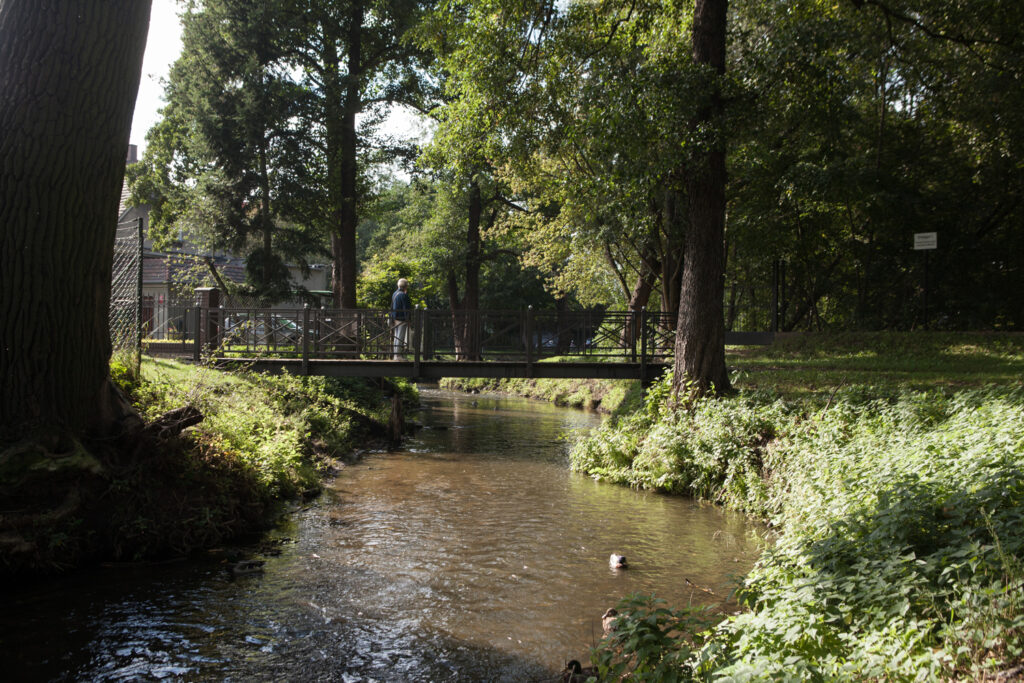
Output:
top-left (198, 306), bottom-right (679, 363)
top-left (109, 218), bottom-right (143, 366)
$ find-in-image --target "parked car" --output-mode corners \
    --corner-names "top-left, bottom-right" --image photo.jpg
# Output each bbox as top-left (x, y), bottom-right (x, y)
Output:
top-left (224, 314), bottom-right (303, 346)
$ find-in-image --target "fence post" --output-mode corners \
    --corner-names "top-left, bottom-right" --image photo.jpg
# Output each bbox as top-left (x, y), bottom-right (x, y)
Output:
top-left (218, 304), bottom-right (226, 354)
top-left (302, 304), bottom-right (310, 375)
top-left (771, 260), bottom-right (780, 332)
top-left (413, 306), bottom-right (422, 377)
top-left (193, 304), bottom-right (201, 362)
top-left (640, 306), bottom-right (648, 381)
top-left (779, 260), bottom-right (787, 331)
top-left (195, 287), bottom-right (220, 355)
top-left (471, 309), bottom-right (481, 360)
top-left (425, 310), bottom-right (434, 360)
top-left (525, 306), bottom-right (534, 376)
top-left (319, 306), bottom-right (326, 355)
top-left (630, 308), bottom-right (638, 362)
top-left (356, 309), bottom-right (364, 358)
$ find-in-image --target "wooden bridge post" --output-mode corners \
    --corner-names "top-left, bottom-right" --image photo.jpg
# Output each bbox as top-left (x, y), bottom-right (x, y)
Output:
top-left (422, 309), bottom-right (432, 360)
top-left (302, 304), bottom-right (310, 375)
top-left (525, 306), bottom-right (534, 377)
top-left (389, 392), bottom-right (403, 445)
top-left (356, 309), bottom-right (364, 358)
top-left (640, 306), bottom-right (648, 383)
top-left (413, 305), bottom-right (422, 378)
top-left (318, 306), bottom-right (325, 355)
top-left (195, 287), bottom-right (220, 358)
top-left (630, 308), bottom-right (639, 362)
top-left (192, 305), bottom-right (201, 362)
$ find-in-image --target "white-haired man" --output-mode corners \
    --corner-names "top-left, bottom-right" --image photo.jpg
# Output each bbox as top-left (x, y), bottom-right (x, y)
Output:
top-left (390, 278), bottom-right (412, 359)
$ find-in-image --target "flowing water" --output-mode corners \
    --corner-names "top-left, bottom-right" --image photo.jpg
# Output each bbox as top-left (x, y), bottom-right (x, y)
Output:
top-left (1, 389), bottom-right (762, 681)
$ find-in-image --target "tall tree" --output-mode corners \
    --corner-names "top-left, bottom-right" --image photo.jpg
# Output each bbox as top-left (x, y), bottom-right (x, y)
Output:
top-left (135, 0), bottom-right (435, 307)
top-left (132, 0), bottom-right (314, 300)
top-left (672, 0), bottom-right (731, 398)
top-left (1, 0), bottom-right (151, 442)
top-left (284, 0), bottom-right (435, 307)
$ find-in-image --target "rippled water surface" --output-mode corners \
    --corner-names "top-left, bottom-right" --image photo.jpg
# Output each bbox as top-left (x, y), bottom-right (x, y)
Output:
top-left (2, 389), bottom-right (762, 681)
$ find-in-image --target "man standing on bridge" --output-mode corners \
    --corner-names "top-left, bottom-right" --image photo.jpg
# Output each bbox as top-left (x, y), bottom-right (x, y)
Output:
top-left (391, 278), bottom-right (413, 359)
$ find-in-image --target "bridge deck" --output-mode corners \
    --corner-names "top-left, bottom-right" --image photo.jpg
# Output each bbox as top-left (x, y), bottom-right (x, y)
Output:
top-left (187, 306), bottom-right (770, 381)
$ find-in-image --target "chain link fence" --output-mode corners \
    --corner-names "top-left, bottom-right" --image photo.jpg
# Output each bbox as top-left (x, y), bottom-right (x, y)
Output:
top-left (109, 217), bottom-right (143, 369)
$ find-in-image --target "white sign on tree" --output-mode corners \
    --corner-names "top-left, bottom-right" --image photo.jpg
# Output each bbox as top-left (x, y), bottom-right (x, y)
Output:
top-left (913, 232), bottom-right (938, 250)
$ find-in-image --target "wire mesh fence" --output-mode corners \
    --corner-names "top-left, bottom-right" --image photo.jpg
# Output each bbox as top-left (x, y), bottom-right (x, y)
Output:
top-left (109, 218), bottom-right (143, 368)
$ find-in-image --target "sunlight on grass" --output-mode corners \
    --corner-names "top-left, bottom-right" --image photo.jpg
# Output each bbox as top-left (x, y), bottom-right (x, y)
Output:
top-left (727, 332), bottom-right (1024, 398)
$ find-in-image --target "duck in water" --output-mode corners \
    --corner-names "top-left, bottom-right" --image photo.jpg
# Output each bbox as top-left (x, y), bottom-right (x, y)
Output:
top-left (602, 608), bottom-right (619, 636)
top-left (229, 559), bottom-right (265, 577)
top-left (561, 659), bottom-right (598, 682)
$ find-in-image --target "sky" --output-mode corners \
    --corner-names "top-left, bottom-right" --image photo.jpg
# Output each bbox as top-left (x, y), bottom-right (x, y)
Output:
top-left (129, 0), bottom-right (428, 156)
top-left (129, 0), bottom-right (183, 153)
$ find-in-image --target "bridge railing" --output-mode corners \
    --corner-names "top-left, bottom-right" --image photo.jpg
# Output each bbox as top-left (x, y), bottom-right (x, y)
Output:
top-left (195, 306), bottom-right (677, 363)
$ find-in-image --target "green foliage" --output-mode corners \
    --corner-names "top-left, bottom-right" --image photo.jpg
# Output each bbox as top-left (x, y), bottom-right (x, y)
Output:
top-left (358, 176), bottom-right (567, 312)
top-left (358, 253), bottom-right (433, 310)
top-left (706, 386), bottom-right (1024, 680)
top-left (136, 359), bottom-right (390, 498)
top-left (726, 0), bottom-right (1024, 331)
top-left (109, 348), bottom-right (142, 396)
top-left (133, 0), bottom-right (437, 305)
top-left (417, 0), bottom-right (1024, 330)
top-left (571, 370), bottom-right (785, 512)
top-left (130, 0), bottom-right (319, 299)
top-left (439, 373), bottom-right (637, 413)
top-left (578, 348), bottom-right (1024, 680)
top-left (591, 594), bottom-right (715, 682)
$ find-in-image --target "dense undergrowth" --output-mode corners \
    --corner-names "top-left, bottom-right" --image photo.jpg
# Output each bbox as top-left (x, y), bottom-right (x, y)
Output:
top-left (568, 333), bottom-right (1024, 680)
top-left (0, 356), bottom-right (408, 575)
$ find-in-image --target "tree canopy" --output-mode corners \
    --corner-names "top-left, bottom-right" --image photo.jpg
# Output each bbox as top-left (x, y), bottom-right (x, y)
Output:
top-left (131, 0), bottom-right (1024, 390)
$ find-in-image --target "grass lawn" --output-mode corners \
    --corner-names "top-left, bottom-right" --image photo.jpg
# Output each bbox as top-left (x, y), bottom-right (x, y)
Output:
top-left (727, 332), bottom-right (1024, 398)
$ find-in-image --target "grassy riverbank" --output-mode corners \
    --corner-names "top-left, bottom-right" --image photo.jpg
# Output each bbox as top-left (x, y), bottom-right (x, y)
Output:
top-left (570, 333), bottom-right (1024, 680)
top-left (0, 357), bottom-right (409, 575)
top-left (439, 373), bottom-right (639, 413)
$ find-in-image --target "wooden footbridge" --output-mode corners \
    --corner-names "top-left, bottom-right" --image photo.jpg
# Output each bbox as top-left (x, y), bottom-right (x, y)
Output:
top-left (186, 305), bottom-right (772, 382)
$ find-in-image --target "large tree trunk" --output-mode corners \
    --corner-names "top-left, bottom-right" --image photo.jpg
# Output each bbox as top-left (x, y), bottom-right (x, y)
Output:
top-left (464, 180), bottom-right (482, 315)
top-left (0, 1), bottom-right (152, 442)
top-left (660, 189), bottom-right (684, 327)
top-left (336, 0), bottom-right (362, 310)
top-left (672, 0), bottom-right (732, 400)
top-left (449, 180), bottom-right (483, 361)
top-left (620, 244), bottom-right (660, 349)
top-left (325, 3), bottom-right (362, 310)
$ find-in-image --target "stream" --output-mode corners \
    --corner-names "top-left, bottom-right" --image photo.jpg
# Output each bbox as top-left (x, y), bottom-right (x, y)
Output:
top-left (1, 389), bottom-right (762, 681)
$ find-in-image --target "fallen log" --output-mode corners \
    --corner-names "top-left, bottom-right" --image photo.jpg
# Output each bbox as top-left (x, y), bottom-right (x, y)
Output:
top-left (143, 406), bottom-right (205, 441)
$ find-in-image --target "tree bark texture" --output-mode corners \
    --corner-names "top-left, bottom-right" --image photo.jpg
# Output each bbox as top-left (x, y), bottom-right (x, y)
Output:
top-left (447, 179), bottom-right (484, 360)
top-left (0, 1), bottom-right (152, 441)
top-left (327, 0), bottom-right (363, 310)
top-left (672, 0), bottom-right (732, 398)
top-left (660, 188), bottom-right (684, 326)
top-left (620, 244), bottom-right (659, 349)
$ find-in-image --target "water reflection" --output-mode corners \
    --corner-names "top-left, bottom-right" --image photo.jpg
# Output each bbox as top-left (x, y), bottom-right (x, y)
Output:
top-left (0, 389), bottom-right (762, 681)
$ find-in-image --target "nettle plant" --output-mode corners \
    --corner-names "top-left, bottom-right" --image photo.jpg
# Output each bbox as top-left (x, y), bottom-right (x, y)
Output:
top-left (590, 593), bottom-right (715, 682)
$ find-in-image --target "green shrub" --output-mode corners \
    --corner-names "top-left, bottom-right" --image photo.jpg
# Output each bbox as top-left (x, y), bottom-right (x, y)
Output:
top-left (591, 594), bottom-right (715, 682)
top-left (440, 374), bottom-right (638, 413)
top-left (571, 371), bottom-right (788, 514)
top-left (581, 382), bottom-right (1024, 680)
